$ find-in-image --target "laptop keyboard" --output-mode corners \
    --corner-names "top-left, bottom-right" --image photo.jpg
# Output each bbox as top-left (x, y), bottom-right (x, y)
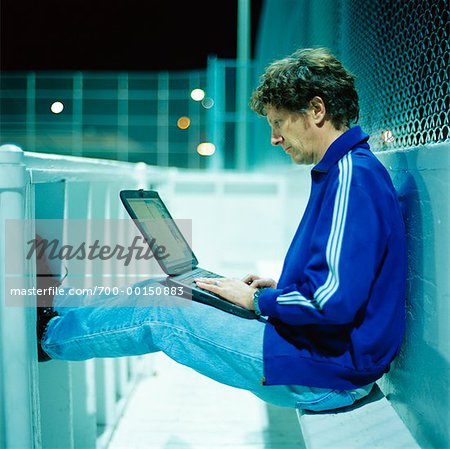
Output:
top-left (177, 268), bottom-right (223, 287)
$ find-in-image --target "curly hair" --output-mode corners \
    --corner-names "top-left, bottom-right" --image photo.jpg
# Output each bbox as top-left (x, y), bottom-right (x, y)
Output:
top-left (250, 47), bottom-right (359, 129)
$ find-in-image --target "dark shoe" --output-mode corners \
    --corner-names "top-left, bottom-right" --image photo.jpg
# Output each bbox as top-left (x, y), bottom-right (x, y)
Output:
top-left (35, 234), bottom-right (64, 362)
top-left (36, 307), bottom-right (58, 362)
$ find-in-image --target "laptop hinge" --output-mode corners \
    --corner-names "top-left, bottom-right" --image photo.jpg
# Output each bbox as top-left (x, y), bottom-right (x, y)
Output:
top-left (172, 263), bottom-right (198, 276)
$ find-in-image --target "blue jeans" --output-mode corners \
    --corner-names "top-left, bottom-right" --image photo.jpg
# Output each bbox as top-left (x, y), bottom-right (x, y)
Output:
top-left (42, 278), bottom-right (373, 410)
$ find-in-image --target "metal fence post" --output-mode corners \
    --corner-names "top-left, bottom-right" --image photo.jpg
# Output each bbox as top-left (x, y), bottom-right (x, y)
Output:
top-left (0, 144), bottom-right (39, 449)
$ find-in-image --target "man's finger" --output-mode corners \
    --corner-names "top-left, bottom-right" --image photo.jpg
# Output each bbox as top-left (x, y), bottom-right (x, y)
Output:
top-left (242, 274), bottom-right (260, 284)
top-left (251, 278), bottom-right (276, 288)
top-left (195, 280), bottom-right (221, 293)
top-left (195, 277), bottom-right (222, 286)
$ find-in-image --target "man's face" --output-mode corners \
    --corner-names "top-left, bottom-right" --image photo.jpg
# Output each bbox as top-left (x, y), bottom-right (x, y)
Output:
top-left (266, 106), bottom-right (318, 165)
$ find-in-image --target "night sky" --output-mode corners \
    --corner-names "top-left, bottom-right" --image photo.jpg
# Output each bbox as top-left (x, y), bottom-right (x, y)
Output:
top-left (1, 0), bottom-right (263, 71)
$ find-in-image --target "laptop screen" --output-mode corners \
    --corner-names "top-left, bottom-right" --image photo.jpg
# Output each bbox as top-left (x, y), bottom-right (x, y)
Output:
top-left (125, 196), bottom-right (197, 275)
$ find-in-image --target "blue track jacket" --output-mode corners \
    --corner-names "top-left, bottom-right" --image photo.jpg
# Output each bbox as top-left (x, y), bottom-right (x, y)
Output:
top-left (259, 126), bottom-right (407, 390)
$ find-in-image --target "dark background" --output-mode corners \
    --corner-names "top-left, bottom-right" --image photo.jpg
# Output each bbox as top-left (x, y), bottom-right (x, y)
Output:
top-left (1, 0), bottom-right (263, 71)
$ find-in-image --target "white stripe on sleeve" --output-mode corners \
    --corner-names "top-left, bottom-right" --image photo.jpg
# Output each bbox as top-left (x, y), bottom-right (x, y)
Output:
top-left (276, 152), bottom-right (353, 311)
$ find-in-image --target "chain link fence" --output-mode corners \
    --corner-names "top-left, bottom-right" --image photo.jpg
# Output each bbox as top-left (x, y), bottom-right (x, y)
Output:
top-left (339, 0), bottom-right (449, 151)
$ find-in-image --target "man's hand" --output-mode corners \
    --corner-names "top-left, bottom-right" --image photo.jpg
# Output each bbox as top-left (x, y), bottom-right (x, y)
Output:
top-left (242, 273), bottom-right (277, 289)
top-left (194, 277), bottom-right (256, 310)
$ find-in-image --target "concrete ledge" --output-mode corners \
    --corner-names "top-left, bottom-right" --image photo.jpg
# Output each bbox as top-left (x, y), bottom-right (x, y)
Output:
top-left (296, 384), bottom-right (421, 449)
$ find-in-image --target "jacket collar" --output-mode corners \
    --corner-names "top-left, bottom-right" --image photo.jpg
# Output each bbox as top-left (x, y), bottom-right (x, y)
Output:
top-left (313, 126), bottom-right (370, 173)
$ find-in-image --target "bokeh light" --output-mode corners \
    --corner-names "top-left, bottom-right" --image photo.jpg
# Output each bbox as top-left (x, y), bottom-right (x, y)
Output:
top-left (197, 142), bottom-right (216, 156)
top-left (177, 116), bottom-right (191, 129)
top-left (135, 162), bottom-right (147, 171)
top-left (201, 97), bottom-right (214, 109)
top-left (51, 101), bottom-right (64, 114)
top-left (190, 88), bottom-right (205, 101)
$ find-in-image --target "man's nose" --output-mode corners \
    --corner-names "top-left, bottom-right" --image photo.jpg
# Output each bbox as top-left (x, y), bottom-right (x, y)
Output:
top-left (271, 133), bottom-right (283, 146)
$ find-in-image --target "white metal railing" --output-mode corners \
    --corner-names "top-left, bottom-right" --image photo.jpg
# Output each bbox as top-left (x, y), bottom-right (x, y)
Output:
top-left (0, 143), bottom-right (311, 449)
top-left (0, 145), bottom-right (37, 449)
top-left (0, 144), bottom-right (176, 449)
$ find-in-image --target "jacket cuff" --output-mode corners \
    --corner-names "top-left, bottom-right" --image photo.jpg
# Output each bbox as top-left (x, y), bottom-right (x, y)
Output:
top-left (258, 287), bottom-right (284, 317)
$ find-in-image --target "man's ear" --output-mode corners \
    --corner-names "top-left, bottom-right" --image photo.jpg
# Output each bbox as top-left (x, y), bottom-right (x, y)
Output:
top-left (309, 96), bottom-right (326, 124)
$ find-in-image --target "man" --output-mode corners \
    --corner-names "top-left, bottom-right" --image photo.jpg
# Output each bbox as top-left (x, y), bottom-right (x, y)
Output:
top-left (38, 47), bottom-right (406, 411)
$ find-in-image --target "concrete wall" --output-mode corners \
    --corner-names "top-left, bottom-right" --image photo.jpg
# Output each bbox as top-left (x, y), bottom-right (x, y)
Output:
top-left (376, 143), bottom-right (450, 449)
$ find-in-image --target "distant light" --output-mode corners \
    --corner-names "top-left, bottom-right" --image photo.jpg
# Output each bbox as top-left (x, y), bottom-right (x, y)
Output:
top-left (135, 162), bottom-right (147, 170)
top-left (381, 130), bottom-right (394, 143)
top-left (190, 88), bottom-right (205, 101)
top-left (177, 116), bottom-right (191, 130)
top-left (51, 101), bottom-right (64, 114)
top-left (201, 97), bottom-right (214, 109)
top-left (197, 142), bottom-right (215, 156)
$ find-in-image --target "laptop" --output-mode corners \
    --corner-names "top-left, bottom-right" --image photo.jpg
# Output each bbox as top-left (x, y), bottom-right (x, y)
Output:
top-left (120, 189), bottom-right (257, 319)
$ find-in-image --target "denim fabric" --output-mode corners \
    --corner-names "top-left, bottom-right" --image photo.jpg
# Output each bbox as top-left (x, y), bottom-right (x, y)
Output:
top-left (42, 278), bottom-right (373, 410)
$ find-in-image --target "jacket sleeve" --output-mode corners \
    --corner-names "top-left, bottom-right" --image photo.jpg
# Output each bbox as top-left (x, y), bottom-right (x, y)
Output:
top-left (258, 178), bottom-right (389, 326)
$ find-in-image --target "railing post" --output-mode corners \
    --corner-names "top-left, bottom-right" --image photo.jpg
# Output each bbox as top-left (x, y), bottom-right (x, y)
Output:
top-left (64, 181), bottom-right (98, 449)
top-left (0, 144), bottom-right (39, 448)
top-left (236, 0), bottom-right (251, 171)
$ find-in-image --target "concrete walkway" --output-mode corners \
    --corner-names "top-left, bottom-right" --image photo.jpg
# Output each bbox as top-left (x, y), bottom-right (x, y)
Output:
top-left (108, 353), bottom-right (305, 449)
